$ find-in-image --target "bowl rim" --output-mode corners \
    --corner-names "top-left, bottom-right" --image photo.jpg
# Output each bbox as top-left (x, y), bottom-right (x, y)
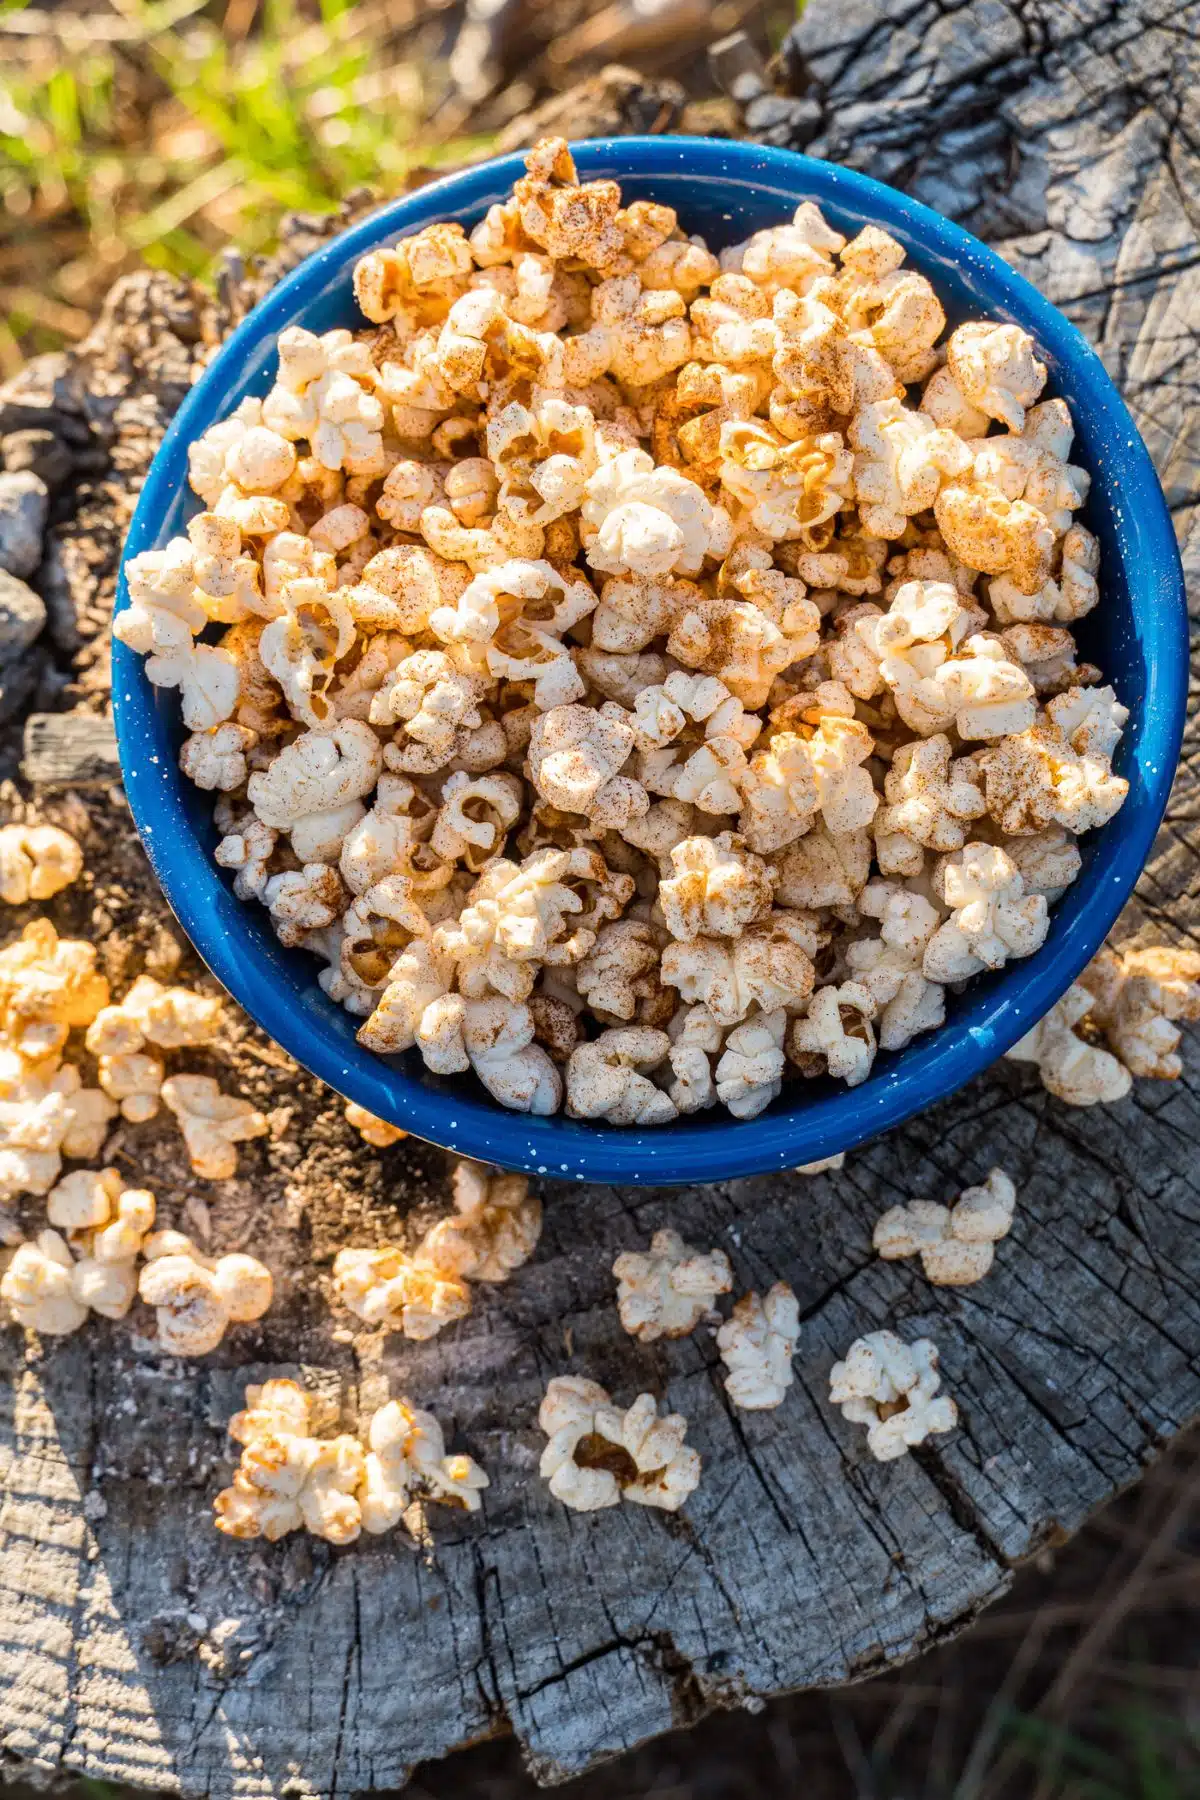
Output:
top-left (113, 135), bottom-right (1188, 1185)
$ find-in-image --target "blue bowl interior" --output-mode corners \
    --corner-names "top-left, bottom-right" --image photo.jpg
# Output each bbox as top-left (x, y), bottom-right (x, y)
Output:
top-left (112, 139), bottom-right (1187, 1184)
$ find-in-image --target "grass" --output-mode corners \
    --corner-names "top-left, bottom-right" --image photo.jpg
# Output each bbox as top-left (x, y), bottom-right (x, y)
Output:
top-left (0, 0), bottom-right (493, 370)
top-left (1004, 1703), bottom-right (1196, 1800)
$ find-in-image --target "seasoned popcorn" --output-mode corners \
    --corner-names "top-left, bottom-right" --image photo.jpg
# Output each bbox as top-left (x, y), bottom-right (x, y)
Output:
top-left (923, 843), bottom-right (1048, 983)
top-left (1, 1230), bottom-right (91, 1334)
top-left (828, 1329), bottom-right (958, 1460)
top-left (214, 1379), bottom-right (371, 1545)
top-left (1005, 981), bottom-right (1132, 1106)
top-left (537, 1375), bottom-right (701, 1513)
top-left (874, 1167), bottom-right (1017, 1285)
top-left (613, 1227), bottom-right (732, 1341)
top-left (1009, 940), bottom-right (1200, 1105)
top-left (717, 1283), bottom-right (800, 1410)
top-left (117, 140), bottom-right (1130, 1124)
top-left (360, 1398), bottom-right (488, 1531)
top-left (419, 1158), bottom-right (541, 1282)
top-left (1078, 943), bottom-right (1200, 1080)
top-left (0, 826), bottom-right (84, 906)
top-left (138, 1230), bottom-right (273, 1356)
top-left (159, 1074), bottom-right (269, 1180)
top-left (333, 1243), bottom-right (471, 1340)
top-left (344, 1101), bottom-right (407, 1148)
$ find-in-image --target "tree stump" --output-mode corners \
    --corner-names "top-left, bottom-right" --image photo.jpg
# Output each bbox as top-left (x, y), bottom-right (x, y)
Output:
top-left (1, 3), bottom-right (1198, 1793)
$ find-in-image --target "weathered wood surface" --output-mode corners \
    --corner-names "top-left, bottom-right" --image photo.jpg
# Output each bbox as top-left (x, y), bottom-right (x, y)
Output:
top-left (1, 1), bottom-right (1199, 1793)
top-left (21, 712), bottom-right (120, 789)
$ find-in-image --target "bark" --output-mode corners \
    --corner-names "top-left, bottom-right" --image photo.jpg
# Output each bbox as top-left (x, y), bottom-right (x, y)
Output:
top-left (0, 8), bottom-right (1198, 1794)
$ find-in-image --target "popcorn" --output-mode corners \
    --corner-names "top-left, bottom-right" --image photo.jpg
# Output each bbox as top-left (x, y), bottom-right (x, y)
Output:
top-left (849, 400), bottom-right (973, 540)
top-left (344, 1102), bottom-right (407, 1148)
top-left (1046, 684), bottom-right (1128, 761)
top-left (875, 734), bottom-right (986, 857)
top-left (828, 1330), bottom-right (958, 1460)
top-left (214, 814), bottom-right (277, 898)
top-left (787, 983), bottom-right (877, 1086)
top-left (946, 322), bottom-right (1047, 432)
top-left (246, 719), bottom-right (383, 833)
top-left (923, 843), bottom-right (1048, 982)
top-left (1078, 943), bottom-right (1200, 1081)
top-left (259, 583), bottom-right (356, 727)
top-left (138, 1231), bottom-right (272, 1356)
top-left (262, 327), bottom-right (387, 475)
top-left (935, 481), bottom-right (1054, 596)
top-left (719, 420), bottom-right (853, 547)
top-left (188, 397), bottom-right (297, 505)
top-left (772, 824), bottom-right (873, 911)
top-left (589, 273), bottom-right (692, 387)
top-left (214, 1380), bottom-right (366, 1544)
top-left (565, 1027), bottom-right (677, 1126)
top-left (662, 910), bottom-right (818, 1027)
top-left (981, 721), bottom-right (1128, 837)
top-left (96, 1049), bottom-right (164, 1123)
top-left (633, 670), bottom-right (760, 816)
top-left (264, 863), bottom-right (346, 948)
top-left (845, 881), bottom-right (945, 1051)
top-left (0, 919), bottom-right (109, 1031)
top-left (1005, 983), bottom-right (1132, 1106)
top-left (715, 1010), bottom-right (787, 1118)
top-left (537, 1375), bottom-right (701, 1513)
top-left (988, 523), bottom-right (1100, 625)
top-left (431, 771), bottom-right (523, 871)
top-left (663, 1004), bottom-right (723, 1113)
top-left (1005, 825), bottom-right (1082, 904)
top-left (356, 939), bottom-right (455, 1055)
top-left (118, 148), bottom-right (1132, 1127)
top-left (159, 1074), bottom-right (269, 1180)
top-left (582, 449), bottom-right (725, 579)
top-left (874, 1168), bottom-right (1017, 1284)
top-left (353, 223), bottom-right (474, 325)
top-left (333, 1243), bottom-right (470, 1339)
top-left (659, 833), bottom-right (773, 942)
top-left (0, 1079), bottom-right (71, 1202)
top-left (1, 1231), bottom-right (89, 1334)
top-left (419, 1159), bottom-right (541, 1282)
top-left (528, 702), bottom-right (648, 829)
top-left (360, 1399), bottom-right (488, 1531)
top-left (179, 722), bottom-right (257, 792)
top-left (771, 288), bottom-right (896, 428)
top-left (612, 1228), bottom-right (732, 1340)
top-left (0, 826), bottom-right (83, 905)
top-left (112, 551), bottom-right (243, 732)
top-left (455, 996), bottom-right (563, 1114)
top-left (435, 847), bottom-right (623, 1001)
top-left (717, 1283), bottom-right (800, 1410)
top-left (740, 685), bottom-right (877, 850)
top-left (1001, 622), bottom-right (1093, 698)
top-left (921, 364), bottom-right (990, 437)
top-left (576, 919), bottom-right (664, 1023)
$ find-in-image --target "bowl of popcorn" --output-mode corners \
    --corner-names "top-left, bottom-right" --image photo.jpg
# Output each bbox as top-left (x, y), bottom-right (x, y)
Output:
top-left (112, 135), bottom-right (1187, 1183)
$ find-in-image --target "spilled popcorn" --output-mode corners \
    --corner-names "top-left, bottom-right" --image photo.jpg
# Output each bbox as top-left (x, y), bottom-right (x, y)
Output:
top-left (114, 137), bottom-right (1131, 1125)
top-left (214, 1378), bottom-right (488, 1543)
top-left (332, 1156), bottom-right (540, 1338)
top-left (874, 1167), bottom-right (1017, 1285)
top-left (537, 1374), bottom-right (700, 1512)
top-left (828, 1329), bottom-right (958, 1461)
top-left (717, 1282), bottom-right (800, 1410)
top-left (1006, 942), bottom-right (1200, 1104)
top-left (612, 1227), bottom-right (732, 1341)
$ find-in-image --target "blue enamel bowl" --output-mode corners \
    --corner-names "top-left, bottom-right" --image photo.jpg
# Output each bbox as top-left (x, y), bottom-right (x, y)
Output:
top-left (113, 138), bottom-right (1187, 1184)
